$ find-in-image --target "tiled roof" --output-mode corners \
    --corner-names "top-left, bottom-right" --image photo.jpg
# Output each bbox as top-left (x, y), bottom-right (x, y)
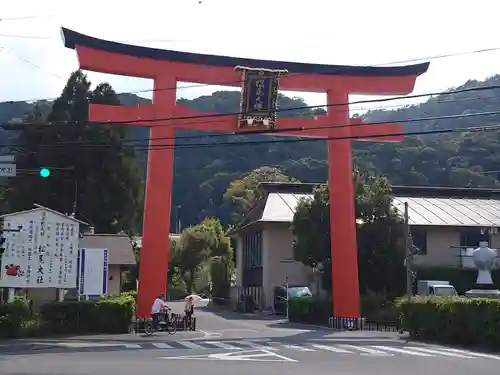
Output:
top-left (80, 234), bottom-right (136, 265)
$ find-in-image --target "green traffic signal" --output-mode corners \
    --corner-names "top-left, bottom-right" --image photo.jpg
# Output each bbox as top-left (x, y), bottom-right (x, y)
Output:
top-left (40, 168), bottom-right (51, 178)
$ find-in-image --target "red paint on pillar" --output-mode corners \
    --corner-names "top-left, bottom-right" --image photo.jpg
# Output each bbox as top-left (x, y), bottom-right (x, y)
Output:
top-left (326, 90), bottom-right (360, 318)
top-left (135, 76), bottom-right (176, 318)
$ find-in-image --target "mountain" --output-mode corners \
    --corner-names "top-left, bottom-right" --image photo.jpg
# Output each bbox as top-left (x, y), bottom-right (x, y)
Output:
top-left (1, 75), bottom-right (500, 228)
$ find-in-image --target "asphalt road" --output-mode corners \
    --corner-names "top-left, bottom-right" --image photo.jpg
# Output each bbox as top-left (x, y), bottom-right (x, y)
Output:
top-left (2, 301), bottom-right (499, 375)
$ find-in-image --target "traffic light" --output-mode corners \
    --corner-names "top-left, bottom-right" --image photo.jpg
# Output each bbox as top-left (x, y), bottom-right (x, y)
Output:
top-left (39, 168), bottom-right (51, 178)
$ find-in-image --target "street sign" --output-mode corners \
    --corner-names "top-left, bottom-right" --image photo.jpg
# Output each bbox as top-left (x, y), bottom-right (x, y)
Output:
top-left (0, 164), bottom-right (16, 177)
top-left (0, 155), bottom-right (15, 163)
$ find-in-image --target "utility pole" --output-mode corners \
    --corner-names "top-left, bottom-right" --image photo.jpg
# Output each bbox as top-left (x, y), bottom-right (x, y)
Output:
top-left (404, 202), bottom-right (413, 296)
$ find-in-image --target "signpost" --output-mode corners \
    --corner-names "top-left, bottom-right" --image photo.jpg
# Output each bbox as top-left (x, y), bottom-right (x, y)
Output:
top-left (78, 248), bottom-right (109, 299)
top-left (0, 155), bottom-right (16, 177)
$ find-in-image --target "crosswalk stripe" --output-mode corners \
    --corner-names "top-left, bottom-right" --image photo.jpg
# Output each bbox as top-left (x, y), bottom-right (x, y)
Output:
top-left (338, 344), bottom-right (392, 356)
top-left (151, 343), bottom-right (175, 349)
top-left (310, 344), bottom-right (353, 353)
top-left (123, 344), bottom-right (142, 349)
top-left (204, 341), bottom-right (241, 350)
top-left (371, 346), bottom-right (434, 357)
top-left (177, 341), bottom-right (205, 349)
top-left (431, 347), bottom-right (500, 360)
top-left (281, 344), bottom-right (315, 352)
top-left (406, 346), bottom-right (475, 358)
top-left (234, 340), bottom-right (270, 349)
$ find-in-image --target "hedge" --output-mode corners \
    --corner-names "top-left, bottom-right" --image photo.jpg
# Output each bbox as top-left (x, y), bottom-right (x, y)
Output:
top-left (0, 294), bottom-right (135, 338)
top-left (0, 297), bottom-right (32, 338)
top-left (288, 294), bottom-right (401, 325)
top-left (399, 296), bottom-right (500, 348)
top-left (288, 297), bottom-right (331, 324)
top-left (40, 295), bottom-right (135, 335)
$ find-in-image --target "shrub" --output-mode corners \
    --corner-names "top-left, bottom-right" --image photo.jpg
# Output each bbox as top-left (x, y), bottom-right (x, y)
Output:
top-left (399, 296), bottom-right (500, 348)
top-left (0, 297), bottom-right (31, 338)
top-left (40, 295), bottom-right (135, 335)
top-left (288, 297), bottom-right (331, 325)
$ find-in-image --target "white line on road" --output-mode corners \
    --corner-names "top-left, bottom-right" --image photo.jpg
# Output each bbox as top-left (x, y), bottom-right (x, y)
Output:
top-left (177, 341), bottom-right (205, 349)
top-left (427, 347), bottom-right (500, 360)
top-left (151, 343), bottom-right (175, 349)
top-left (371, 346), bottom-right (434, 357)
top-left (405, 347), bottom-right (475, 359)
top-left (123, 344), bottom-right (142, 349)
top-left (205, 341), bottom-right (241, 350)
top-left (309, 344), bottom-right (354, 353)
top-left (338, 344), bottom-right (393, 356)
top-left (281, 344), bottom-right (315, 352)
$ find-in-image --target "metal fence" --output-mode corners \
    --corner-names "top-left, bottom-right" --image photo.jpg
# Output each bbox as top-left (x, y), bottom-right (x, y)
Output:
top-left (328, 316), bottom-right (401, 332)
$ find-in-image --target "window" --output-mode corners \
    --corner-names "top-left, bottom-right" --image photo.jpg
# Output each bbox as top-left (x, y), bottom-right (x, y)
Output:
top-left (410, 227), bottom-right (427, 255)
top-left (241, 230), bottom-right (263, 287)
top-left (460, 228), bottom-right (490, 248)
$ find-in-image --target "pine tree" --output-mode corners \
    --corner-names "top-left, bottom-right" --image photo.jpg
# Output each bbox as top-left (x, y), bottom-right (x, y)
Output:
top-left (5, 71), bottom-right (143, 235)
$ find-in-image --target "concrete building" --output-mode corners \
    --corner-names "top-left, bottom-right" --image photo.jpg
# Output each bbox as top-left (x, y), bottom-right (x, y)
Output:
top-left (229, 183), bottom-right (500, 309)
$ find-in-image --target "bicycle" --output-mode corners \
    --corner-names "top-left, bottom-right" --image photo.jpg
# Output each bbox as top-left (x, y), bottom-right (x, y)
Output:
top-left (144, 310), bottom-right (178, 336)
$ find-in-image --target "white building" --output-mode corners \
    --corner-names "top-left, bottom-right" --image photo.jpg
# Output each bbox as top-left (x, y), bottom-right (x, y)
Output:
top-left (229, 183), bottom-right (500, 310)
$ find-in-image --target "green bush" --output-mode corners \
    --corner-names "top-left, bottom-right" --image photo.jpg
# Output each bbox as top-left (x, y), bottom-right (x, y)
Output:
top-left (0, 297), bottom-right (31, 338)
top-left (399, 296), bottom-right (500, 348)
top-left (40, 295), bottom-right (135, 335)
top-left (288, 297), bottom-right (331, 325)
top-left (360, 292), bottom-right (401, 321)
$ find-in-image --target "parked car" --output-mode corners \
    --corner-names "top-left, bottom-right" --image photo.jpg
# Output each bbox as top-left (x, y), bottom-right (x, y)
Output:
top-left (273, 285), bottom-right (312, 315)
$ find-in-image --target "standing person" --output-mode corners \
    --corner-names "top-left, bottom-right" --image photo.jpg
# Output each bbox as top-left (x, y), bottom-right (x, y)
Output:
top-left (151, 294), bottom-right (168, 330)
top-left (184, 296), bottom-right (194, 330)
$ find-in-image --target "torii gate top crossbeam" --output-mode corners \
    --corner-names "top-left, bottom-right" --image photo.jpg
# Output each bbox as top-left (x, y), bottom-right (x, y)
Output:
top-left (61, 27), bottom-right (429, 88)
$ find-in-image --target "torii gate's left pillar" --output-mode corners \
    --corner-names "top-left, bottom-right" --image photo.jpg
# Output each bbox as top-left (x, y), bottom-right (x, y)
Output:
top-left (135, 75), bottom-right (176, 318)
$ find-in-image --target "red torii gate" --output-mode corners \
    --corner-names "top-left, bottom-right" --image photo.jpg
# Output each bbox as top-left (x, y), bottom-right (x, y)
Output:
top-left (62, 28), bottom-right (429, 319)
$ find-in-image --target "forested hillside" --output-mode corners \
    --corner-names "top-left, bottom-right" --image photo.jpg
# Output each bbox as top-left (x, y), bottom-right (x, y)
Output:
top-left (1, 74), bottom-right (500, 228)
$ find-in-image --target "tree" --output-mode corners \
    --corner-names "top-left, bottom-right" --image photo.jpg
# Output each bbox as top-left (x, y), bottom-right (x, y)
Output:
top-left (4, 71), bottom-right (143, 235)
top-left (177, 226), bottom-right (212, 292)
top-left (292, 173), bottom-right (406, 296)
top-left (223, 166), bottom-right (299, 223)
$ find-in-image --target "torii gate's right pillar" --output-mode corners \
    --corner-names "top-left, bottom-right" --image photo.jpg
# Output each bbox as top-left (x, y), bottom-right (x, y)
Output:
top-left (326, 89), bottom-right (360, 317)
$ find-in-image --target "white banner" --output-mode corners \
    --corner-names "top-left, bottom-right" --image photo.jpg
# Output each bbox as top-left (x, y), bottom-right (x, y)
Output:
top-left (79, 248), bottom-right (108, 296)
top-left (0, 210), bottom-right (79, 288)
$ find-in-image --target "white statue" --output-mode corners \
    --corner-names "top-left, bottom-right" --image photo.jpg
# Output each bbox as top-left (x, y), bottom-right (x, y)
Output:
top-left (472, 241), bottom-right (496, 285)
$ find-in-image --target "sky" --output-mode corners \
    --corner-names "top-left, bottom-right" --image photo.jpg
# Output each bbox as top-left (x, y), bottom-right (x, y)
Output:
top-left (1, 0), bottom-right (500, 115)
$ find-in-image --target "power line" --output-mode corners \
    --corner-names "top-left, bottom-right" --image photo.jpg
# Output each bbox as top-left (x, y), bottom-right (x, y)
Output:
top-left (129, 122), bottom-right (500, 152)
top-left (0, 14), bottom-right (55, 21)
top-left (3, 42), bottom-right (500, 104)
top-left (8, 108), bottom-right (500, 151)
top-left (11, 83), bottom-right (500, 131)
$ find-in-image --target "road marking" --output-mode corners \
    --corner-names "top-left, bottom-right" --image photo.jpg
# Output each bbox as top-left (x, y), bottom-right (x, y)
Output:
top-left (371, 346), bottom-right (434, 357)
top-left (205, 341), bottom-right (241, 350)
top-left (123, 343), bottom-right (142, 349)
top-left (338, 344), bottom-right (393, 356)
top-left (405, 347), bottom-right (475, 358)
top-left (310, 344), bottom-right (353, 353)
top-left (281, 344), bottom-right (315, 352)
top-left (177, 341), bottom-right (205, 349)
top-left (161, 349), bottom-right (297, 362)
top-left (429, 347), bottom-right (500, 360)
top-left (151, 343), bottom-right (175, 349)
